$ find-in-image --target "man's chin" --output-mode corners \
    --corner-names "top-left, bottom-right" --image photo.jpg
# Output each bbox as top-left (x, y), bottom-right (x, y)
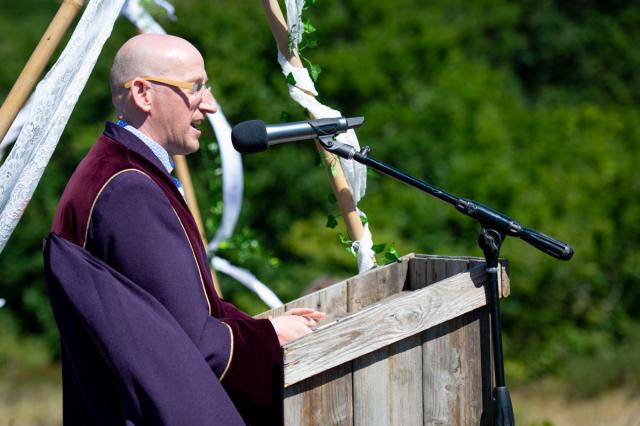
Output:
top-left (180, 135), bottom-right (201, 155)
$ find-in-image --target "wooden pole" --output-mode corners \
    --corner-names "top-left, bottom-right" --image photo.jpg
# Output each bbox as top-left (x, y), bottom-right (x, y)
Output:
top-left (0, 0), bottom-right (84, 142)
top-left (261, 0), bottom-right (369, 248)
top-left (174, 154), bottom-right (224, 297)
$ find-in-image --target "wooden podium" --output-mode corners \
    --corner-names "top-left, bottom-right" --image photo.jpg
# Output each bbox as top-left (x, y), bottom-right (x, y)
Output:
top-left (259, 254), bottom-right (510, 425)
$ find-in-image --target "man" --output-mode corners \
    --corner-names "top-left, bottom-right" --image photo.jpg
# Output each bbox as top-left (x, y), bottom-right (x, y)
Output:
top-left (44, 34), bottom-right (323, 425)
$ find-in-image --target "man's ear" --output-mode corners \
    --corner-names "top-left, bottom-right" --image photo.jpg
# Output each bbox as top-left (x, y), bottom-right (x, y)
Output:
top-left (129, 78), bottom-right (152, 113)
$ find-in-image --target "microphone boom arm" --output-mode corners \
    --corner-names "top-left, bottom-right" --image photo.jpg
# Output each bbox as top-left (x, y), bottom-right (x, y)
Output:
top-left (317, 136), bottom-right (573, 261)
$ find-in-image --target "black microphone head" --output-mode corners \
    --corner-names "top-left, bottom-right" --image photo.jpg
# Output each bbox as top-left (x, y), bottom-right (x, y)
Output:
top-left (231, 120), bottom-right (268, 153)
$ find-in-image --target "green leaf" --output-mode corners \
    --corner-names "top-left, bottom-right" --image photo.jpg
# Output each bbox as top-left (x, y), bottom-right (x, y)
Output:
top-left (303, 0), bottom-right (316, 10)
top-left (372, 243), bottom-right (386, 254)
top-left (299, 34), bottom-right (318, 51)
top-left (325, 214), bottom-right (338, 229)
top-left (309, 63), bottom-right (322, 82)
top-left (384, 251), bottom-right (400, 263)
top-left (328, 163), bottom-right (337, 177)
top-left (302, 17), bottom-right (316, 34)
top-left (280, 111), bottom-right (292, 122)
top-left (384, 243), bottom-right (400, 263)
top-left (287, 32), bottom-right (294, 54)
top-left (346, 246), bottom-right (357, 257)
top-left (328, 192), bottom-right (337, 204)
top-left (337, 232), bottom-right (352, 245)
top-left (360, 212), bottom-right (368, 225)
top-left (286, 72), bottom-right (297, 85)
top-left (300, 55), bottom-right (322, 82)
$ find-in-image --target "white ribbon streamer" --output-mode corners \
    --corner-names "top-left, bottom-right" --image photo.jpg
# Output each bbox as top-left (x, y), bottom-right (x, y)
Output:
top-left (212, 257), bottom-right (283, 308)
top-left (206, 107), bottom-right (244, 250)
top-left (0, 0), bottom-right (126, 253)
top-left (202, 104), bottom-right (281, 308)
top-left (120, 0), bottom-right (167, 34)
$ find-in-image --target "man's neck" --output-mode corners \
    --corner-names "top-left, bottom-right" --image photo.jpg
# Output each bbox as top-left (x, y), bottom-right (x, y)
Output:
top-left (115, 119), bottom-right (175, 174)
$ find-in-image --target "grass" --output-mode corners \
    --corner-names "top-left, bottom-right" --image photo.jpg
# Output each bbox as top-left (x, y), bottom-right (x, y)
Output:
top-left (2, 372), bottom-right (640, 425)
top-left (0, 367), bottom-right (61, 426)
top-left (512, 380), bottom-right (640, 426)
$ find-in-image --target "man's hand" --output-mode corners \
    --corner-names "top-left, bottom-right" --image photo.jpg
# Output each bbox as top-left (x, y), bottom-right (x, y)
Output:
top-left (269, 308), bottom-right (326, 345)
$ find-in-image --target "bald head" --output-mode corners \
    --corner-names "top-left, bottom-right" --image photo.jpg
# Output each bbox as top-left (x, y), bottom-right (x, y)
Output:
top-left (109, 34), bottom-right (205, 113)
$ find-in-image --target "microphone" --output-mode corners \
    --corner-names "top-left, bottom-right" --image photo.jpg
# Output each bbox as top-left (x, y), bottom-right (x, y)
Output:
top-left (231, 117), bottom-right (365, 153)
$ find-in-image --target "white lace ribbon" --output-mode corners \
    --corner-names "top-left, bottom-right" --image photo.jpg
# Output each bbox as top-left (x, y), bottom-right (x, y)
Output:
top-left (0, 0), bottom-right (126, 254)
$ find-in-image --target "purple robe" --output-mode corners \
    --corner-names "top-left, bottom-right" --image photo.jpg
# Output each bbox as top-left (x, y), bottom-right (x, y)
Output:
top-left (45, 122), bottom-right (282, 425)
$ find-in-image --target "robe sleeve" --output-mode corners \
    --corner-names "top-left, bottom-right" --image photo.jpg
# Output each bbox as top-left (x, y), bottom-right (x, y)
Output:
top-left (218, 299), bottom-right (283, 408)
top-left (85, 171), bottom-right (282, 413)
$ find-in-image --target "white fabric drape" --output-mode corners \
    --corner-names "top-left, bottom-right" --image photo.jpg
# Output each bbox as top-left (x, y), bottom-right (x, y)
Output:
top-left (0, 97), bottom-right (33, 161)
top-left (284, 0), bottom-right (305, 51)
top-left (277, 47), bottom-right (376, 272)
top-left (0, 0), bottom-right (126, 253)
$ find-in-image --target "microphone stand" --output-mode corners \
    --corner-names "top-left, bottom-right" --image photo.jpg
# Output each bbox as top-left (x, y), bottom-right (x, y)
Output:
top-left (318, 136), bottom-right (573, 426)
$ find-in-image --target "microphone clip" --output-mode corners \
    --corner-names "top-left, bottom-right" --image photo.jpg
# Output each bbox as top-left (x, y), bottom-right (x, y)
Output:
top-left (317, 135), bottom-right (357, 160)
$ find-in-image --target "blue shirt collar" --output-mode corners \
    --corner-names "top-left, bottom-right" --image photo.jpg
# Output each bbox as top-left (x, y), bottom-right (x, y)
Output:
top-left (116, 119), bottom-right (175, 174)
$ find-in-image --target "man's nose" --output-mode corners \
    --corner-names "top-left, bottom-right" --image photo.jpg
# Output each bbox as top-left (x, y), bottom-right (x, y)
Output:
top-left (198, 89), bottom-right (217, 114)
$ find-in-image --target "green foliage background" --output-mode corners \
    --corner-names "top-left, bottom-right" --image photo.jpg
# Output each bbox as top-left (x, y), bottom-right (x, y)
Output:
top-left (1, 0), bottom-right (639, 395)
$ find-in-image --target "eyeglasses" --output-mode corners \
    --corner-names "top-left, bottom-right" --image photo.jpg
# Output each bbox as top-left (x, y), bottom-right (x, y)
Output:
top-left (124, 76), bottom-right (210, 97)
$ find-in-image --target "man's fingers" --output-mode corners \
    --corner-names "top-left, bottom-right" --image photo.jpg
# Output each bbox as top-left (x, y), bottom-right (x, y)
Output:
top-left (287, 308), bottom-right (315, 316)
top-left (287, 308), bottom-right (326, 321)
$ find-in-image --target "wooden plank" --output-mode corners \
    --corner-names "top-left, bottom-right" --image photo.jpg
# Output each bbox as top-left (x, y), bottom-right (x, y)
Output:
top-left (283, 265), bottom-right (488, 386)
top-left (409, 255), bottom-right (509, 297)
top-left (255, 275), bottom-right (348, 321)
top-left (254, 305), bottom-right (286, 320)
top-left (284, 363), bottom-right (353, 426)
top-left (351, 253), bottom-right (421, 425)
top-left (285, 281), bottom-right (348, 325)
top-left (256, 253), bottom-right (414, 320)
top-left (348, 255), bottom-right (412, 313)
top-left (282, 279), bottom-right (352, 425)
top-left (422, 308), bottom-right (492, 425)
top-left (353, 335), bottom-right (423, 426)
top-left (421, 258), bottom-right (461, 424)
top-left (422, 259), bottom-right (493, 425)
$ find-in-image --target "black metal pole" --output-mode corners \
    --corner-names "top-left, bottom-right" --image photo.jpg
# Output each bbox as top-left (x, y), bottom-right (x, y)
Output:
top-left (478, 228), bottom-right (514, 425)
